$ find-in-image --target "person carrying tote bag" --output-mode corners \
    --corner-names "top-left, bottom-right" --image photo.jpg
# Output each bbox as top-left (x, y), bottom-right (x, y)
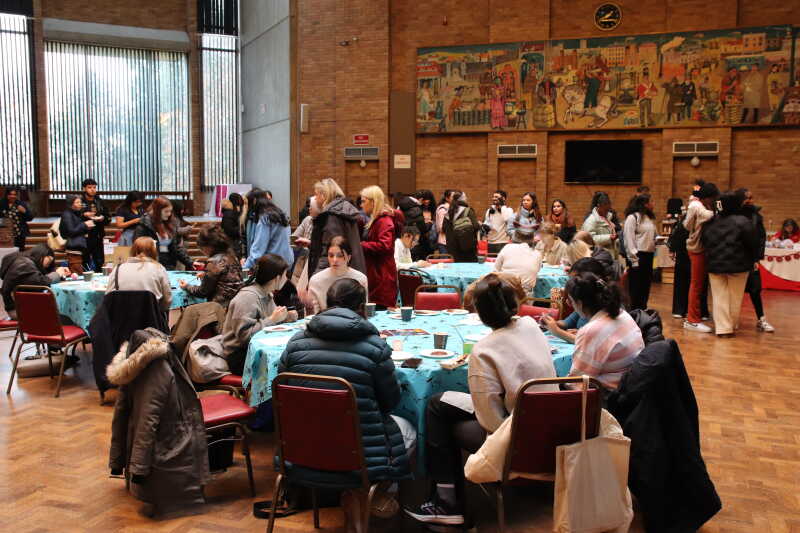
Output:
top-left (554, 376), bottom-right (633, 533)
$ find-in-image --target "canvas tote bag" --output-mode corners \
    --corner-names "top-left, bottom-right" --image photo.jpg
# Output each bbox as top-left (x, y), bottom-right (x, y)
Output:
top-left (553, 376), bottom-right (633, 533)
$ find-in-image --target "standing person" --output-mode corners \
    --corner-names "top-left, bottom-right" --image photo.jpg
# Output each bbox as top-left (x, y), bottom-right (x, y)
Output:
top-left (221, 254), bottom-right (296, 375)
top-left (133, 196), bottom-right (195, 271)
top-left (360, 185), bottom-right (399, 309)
top-left (243, 190), bottom-right (293, 270)
top-left (412, 189), bottom-right (437, 261)
top-left (701, 191), bottom-right (759, 337)
top-left (535, 222), bottom-right (568, 265)
top-left (435, 190), bottom-right (454, 254)
top-left (444, 191), bottom-right (481, 262)
top-left (60, 194), bottom-right (95, 274)
top-left (482, 190), bottom-right (514, 254)
top-left (546, 198), bottom-right (576, 242)
top-left (581, 191), bottom-right (619, 261)
top-left (0, 188), bottom-right (34, 250)
top-left (623, 193), bottom-right (657, 310)
top-left (114, 191), bottom-right (145, 246)
top-left (667, 209), bottom-right (693, 318)
top-left (683, 182), bottom-right (718, 333)
top-left (738, 188), bottom-right (774, 333)
top-left (307, 236), bottom-right (369, 314)
top-left (308, 178), bottom-right (366, 276)
top-left (220, 193), bottom-right (245, 257)
top-left (179, 225), bottom-right (243, 308)
top-left (80, 179), bottom-right (111, 272)
top-left (508, 192), bottom-right (541, 243)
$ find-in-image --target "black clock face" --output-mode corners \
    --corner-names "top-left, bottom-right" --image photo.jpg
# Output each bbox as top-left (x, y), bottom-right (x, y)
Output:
top-left (595, 3), bottom-right (622, 30)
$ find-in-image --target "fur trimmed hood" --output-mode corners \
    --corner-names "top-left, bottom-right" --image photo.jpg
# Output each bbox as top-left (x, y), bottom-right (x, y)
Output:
top-left (106, 337), bottom-right (169, 386)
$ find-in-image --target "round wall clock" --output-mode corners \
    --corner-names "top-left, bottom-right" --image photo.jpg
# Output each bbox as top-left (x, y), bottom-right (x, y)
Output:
top-left (594, 3), bottom-right (622, 31)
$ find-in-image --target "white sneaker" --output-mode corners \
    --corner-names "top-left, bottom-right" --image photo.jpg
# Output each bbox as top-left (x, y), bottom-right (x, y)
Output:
top-left (672, 313), bottom-right (684, 318)
top-left (684, 321), bottom-right (712, 333)
top-left (757, 318), bottom-right (775, 333)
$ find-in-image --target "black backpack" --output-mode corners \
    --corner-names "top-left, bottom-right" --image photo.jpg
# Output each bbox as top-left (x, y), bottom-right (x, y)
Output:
top-left (667, 218), bottom-right (689, 254)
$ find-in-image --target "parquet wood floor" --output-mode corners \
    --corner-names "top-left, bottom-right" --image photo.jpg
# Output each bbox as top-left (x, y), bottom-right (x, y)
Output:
top-left (1, 283), bottom-right (799, 532)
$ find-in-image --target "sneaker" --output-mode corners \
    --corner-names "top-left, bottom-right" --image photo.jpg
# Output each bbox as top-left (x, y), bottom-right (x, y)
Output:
top-left (702, 316), bottom-right (711, 321)
top-left (371, 487), bottom-right (399, 518)
top-left (757, 318), bottom-right (775, 333)
top-left (683, 321), bottom-right (712, 333)
top-left (671, 313), bottom-right (684, 318)
top-left (405, 499), bottom-right (464, 525)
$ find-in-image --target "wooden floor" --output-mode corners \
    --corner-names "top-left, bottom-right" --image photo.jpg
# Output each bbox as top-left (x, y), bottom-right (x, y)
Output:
top-left (1, 282), bottom-right (799, 532)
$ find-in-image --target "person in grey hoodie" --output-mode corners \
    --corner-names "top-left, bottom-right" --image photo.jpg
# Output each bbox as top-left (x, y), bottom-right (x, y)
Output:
top-left (221, 253), bottom-right (297, 375)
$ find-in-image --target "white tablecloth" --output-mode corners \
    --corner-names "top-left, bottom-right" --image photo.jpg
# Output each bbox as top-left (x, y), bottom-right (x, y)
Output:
top-left (760, 247), bottom-right (800, 282)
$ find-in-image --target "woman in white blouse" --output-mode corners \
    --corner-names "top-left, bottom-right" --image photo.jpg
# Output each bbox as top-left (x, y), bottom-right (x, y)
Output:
top-left (492, 229), bottom-right (542, 291)
top-left (623, 193), bottom-right (657, 310)
top-left (307, 235), bottom-right (368, 313)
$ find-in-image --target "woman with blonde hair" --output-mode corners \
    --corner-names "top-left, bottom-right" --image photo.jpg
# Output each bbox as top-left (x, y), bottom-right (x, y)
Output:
top-left (308, 177), bottom-right (366, 276)
top-left (565, 238), bottom-right (592, 267)
top-left (106, 237), bottom-right (172, 311)
top-left (536, 221), bottom-right (568, 265)
top-left (360, 185), bottom-right (400, 308)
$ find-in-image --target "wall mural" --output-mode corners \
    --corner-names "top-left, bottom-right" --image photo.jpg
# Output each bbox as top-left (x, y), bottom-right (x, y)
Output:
top-left (416, 25), bottom-right (798, 133)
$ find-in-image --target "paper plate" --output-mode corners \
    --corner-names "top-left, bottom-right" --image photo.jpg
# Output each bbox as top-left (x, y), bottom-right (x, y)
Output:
top-left (263, 325), bottom-right (295, 332)
top-left (444, 309), bottom-right (469, 315)
top-left (56, 281), bottom-right (86, 287)
top-left (391, 351), bottom-right (414, 361)
top-left (387, 314), bottom-right (407, 320)
top-left (420, 349), bottom-right (454, 358)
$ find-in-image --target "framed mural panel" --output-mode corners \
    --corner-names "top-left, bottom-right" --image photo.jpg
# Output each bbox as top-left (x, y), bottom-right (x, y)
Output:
top-left (416, 25), bottom-right (796, 133)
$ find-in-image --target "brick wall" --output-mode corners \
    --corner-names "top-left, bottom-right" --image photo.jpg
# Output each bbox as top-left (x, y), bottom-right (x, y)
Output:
top-left (42, 0), bottom-right (188, 30)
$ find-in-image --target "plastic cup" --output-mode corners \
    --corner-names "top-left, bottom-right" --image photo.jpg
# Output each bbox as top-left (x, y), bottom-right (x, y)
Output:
top-left (83, 271), bottom-right (94, 281)
top-left (400, 306), bottom-right (413, 321)
top-left (365, 302), bottom-right (376, 317)
top-left (433, 332), bottom-right (449, 350)
top-left (477, 255), bottom-right (486, 264)
top-left (463, 341), bottom-right (474, 355)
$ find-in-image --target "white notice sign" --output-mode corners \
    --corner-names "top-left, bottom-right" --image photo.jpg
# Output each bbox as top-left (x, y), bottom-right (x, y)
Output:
top-left (394, 154), bottom-right (412, 169)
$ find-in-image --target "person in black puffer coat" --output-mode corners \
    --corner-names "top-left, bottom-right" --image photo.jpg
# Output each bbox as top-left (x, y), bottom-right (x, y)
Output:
top-left (701, 190), bottom-right (758, 336)
top-left (628, 308), bottom-right (665, 345)
top-left (737, 188), bottom-right (774, 332)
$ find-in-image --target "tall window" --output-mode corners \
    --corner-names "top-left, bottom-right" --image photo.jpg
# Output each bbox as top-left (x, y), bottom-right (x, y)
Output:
top-left (201, 33), bottom-right (238, 188)
top-left (45, 42), bottom-right (190, 193)
top-left (0, 12), bottom-right (36, 188)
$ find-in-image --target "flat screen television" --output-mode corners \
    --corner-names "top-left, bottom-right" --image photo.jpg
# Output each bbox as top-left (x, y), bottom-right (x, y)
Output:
top-left (565, 140), bottom-right (643, 184)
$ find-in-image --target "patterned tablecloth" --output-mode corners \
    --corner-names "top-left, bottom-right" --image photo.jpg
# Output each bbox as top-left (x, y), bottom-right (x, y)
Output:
top-left (243, 310), bottom-right (575, 472)
top-left (420, 262), bottom-right (569, 299)
top-left (51, 271), bottom-right (205, 330)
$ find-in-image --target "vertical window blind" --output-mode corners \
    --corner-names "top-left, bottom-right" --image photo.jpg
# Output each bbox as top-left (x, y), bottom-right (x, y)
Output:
top-left (0, 13), bottom-right (36, 188)
top-left (201, 33), bottom-right (239, 189)
top-left (45, 42), bottom-right (190, 194)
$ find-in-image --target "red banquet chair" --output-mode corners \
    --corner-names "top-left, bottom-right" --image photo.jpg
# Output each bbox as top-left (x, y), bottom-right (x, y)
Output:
top-left (488, 376), bottom-right (602, 532)
top-left (426, 253), bottom-right (454, 264)
top-left (6, 285), bottom-right (89, 397)
top-left (477, 240), bottom-right (489, 256)
top-left (268, 373), bottom-right (380, 533)
top-left (184, 321), bottom-right (245, 396)
top-left (200, 392), bottom-right (256, 497)
top-left (414, 284), bottom-right (462, 311)
top-left (0, 319), bottom-right (20, 361)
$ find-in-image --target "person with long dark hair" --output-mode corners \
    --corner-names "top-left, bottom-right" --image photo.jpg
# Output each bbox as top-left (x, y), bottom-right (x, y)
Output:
top-left (244, 189), bottom-right (293, 269)
top-left (114, 190), bottom-right (146, 246)
top-left (738, 188), bottom-right (774, 332)
top-left (307, 235), bottom-right (368, 313)
top-left (405, 273), bottom-right (557, 526)
top-left (412, 189), bottom-right (436, 260)
top-left (0, 188), bottom-right (34, 250)
top-left (221, 253), bottom-right (297, 375)
top-left (773, 218), bottom-right (800, 242)
top-left (508, 191), bottom-right (541, 243)
top-left (133, 196), bottom-right (195, 271)
top-left (443, 191), bottom-right (480, 262)
top-left (683, 182), bottom-right (718, 333)
top-left (435, 190), bottom-right (455, 254)
top-left (565, 272), bottom-right (644, 390)
top-left (581, 191), bottom-right (619, 261)
top-left (60, 194), bottom-right (95, 274)
top-left (179, 225), bottom-right (243, 308)
top-left (546, 198), bottom-right (576, 242)
top-left (623, 193), bottom-right (657, 310)
top-left (701, 190), bottom-right (759, 337)
top-left (220, 192), bottom-right (246, 257)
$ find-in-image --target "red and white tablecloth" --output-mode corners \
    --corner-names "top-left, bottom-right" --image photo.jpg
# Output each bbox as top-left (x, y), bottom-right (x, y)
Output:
top-left (760, 248), bottom-right (800, 291)
top-left (208, 184), bottom-right (252, 217)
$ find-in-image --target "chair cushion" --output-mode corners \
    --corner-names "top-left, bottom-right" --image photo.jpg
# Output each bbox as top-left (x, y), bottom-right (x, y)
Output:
top-left (219, 374), bottom-right (243, 388)
top-left (26, 325), bottom-right (87, 344)
top-left (0, 320), bottom-right (18, 329)
top-left (201, 393), bottom-right (255, 426)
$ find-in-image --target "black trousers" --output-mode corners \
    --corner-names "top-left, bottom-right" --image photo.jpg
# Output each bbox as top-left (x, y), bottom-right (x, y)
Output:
top-left (628, 251), bottom-right (654, 311)
top-left (425, 393), bottom-right (486, 510)
top-left (672, 251), bottom-right (708, 317)
top-left (85, 238), bottom-right (105, 272)
top-left (745, 267), bottom-right (764, 319)
top-left (13, 235), bottom-right (26, 250)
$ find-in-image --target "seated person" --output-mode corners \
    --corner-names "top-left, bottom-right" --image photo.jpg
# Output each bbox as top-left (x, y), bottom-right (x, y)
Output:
top-left (394, 226), bottom-right (431, 270)
top-left (222, 253), bottom-right (297, 375)
top-left (405, 273), bottom-right (558, 527)
top-left (773, 218), bottom-right (800, 243)
top-left (1, 244), bottom-right (71, 319)
top-left (179, 225), bottom-right (243, 308)
top-left (565, 272), bottom-right (644, 390)
top-left (280, 278), bottom-right (415, 524)
top-left (535, 222), bottom-right (568, 265)
top-left (492, 229), bottom-right (542, 291)
top-left (542, 257), bottom-right (608, 344)
top-left (574, 230), bottom-right (619, 279)
top-left (307, 236), bottom-right (368, 313)
top-left (106, 237), bottom-right (172, 311)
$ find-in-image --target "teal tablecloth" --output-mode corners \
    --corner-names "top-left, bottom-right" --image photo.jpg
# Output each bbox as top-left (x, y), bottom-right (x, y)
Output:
top-left (51, 271), bottom-right (204, 330)
top-left (420, 262), bottom-right (569, 299)
top-left (242, 310), bottom-right (575, 474)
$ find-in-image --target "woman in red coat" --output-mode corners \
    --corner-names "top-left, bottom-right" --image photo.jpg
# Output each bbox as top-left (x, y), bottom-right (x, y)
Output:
top-left (360, 185), bottom-right (399, 308)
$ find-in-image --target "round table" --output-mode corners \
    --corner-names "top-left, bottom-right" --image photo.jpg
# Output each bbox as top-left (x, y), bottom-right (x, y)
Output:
top-left (759, 247), bottom-right (800, 291)
top-left (51, 271), bottom-right (204, 330)
top-left (242, 310), bottom-right (575, 473)
top-left (420, 262), bottom-right (569, 299)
